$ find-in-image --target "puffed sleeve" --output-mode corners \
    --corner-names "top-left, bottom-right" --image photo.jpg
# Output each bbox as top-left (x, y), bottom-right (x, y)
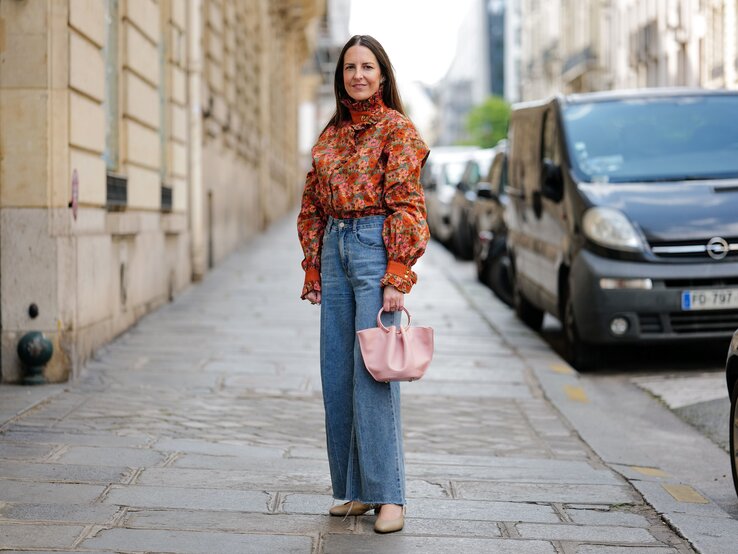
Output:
top-left (297, 162), bottom-right (326, 299)
top-left (380, 119), bottom-right (431, 293)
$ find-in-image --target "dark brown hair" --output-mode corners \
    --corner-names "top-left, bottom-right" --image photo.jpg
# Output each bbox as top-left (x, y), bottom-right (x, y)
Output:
top-left (322, 35), bottom-right (405, 134)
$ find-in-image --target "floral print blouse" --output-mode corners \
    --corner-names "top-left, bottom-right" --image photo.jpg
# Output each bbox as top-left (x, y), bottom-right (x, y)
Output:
top-left (297, 89), bottom-right (430, 299)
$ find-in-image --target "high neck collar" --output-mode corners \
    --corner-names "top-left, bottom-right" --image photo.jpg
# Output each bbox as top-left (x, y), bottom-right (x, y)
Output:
top-left (341, 88), bottom-right (386, 124)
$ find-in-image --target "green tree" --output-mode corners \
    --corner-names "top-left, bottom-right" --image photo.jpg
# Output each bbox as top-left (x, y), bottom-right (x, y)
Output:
top-left (463, 95), bottom-right (511, 148)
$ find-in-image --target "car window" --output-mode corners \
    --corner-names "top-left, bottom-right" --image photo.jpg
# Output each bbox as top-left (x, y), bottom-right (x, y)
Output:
top-left (466, 162), bottom-right (481, 186)
top-left (562, 95), bottom-right (738, 183)
top-left (488, 156), bottom-right (503, 194)
top-left (500, 155), bottom-right (508, 194)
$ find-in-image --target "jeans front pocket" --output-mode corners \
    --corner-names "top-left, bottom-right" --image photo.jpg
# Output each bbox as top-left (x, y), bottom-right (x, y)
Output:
top-left (354, 225), bottom-right (385, 250)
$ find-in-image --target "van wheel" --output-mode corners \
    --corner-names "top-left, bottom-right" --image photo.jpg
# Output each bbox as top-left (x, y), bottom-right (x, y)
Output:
top-left (730, 380), bottom-right (738, 497)
top-left (473, 237), bottom-right (488, 283)
top-left (490, 253), bottom-right (514, 307)
top-left (563, 291), bottom-right (599, 371)
top-left (514, 277), bottom-right (544, 330)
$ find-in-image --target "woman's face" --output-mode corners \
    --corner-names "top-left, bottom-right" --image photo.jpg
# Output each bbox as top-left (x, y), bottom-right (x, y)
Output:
top-left (343, 45), bottom-right (382, 102)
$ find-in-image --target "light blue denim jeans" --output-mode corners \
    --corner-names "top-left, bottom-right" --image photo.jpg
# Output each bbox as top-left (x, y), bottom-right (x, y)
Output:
top-left (320, 215), bottom-right (405, 506)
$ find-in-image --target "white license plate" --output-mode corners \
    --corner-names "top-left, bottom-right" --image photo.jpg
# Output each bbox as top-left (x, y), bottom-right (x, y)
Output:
top-left (681, 288), bottom-right (738, 310)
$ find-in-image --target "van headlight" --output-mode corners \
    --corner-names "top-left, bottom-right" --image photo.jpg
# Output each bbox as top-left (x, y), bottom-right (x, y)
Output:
top-left (582, 208), bottom-right (643, 252)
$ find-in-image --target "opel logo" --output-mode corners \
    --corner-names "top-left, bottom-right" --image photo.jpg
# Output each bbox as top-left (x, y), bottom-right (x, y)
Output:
top-left (707, 237), bottom-right (729, 260)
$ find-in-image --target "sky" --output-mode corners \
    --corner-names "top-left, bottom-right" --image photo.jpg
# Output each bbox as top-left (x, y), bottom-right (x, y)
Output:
top-left (348, 0), bottom-right (477, 87)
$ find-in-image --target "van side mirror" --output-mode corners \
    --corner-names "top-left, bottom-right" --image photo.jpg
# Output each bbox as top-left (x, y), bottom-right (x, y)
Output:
top-left (541, 159), bottom-right (563, 202)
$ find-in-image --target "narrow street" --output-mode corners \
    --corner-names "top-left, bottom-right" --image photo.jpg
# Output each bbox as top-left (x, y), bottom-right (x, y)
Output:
top-left (0, 214), bottom-right (735, 553)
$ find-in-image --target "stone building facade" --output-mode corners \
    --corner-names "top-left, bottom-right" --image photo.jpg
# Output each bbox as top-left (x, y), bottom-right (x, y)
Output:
top-left (518, 0), bottom-right (738, 101)
top-left (0, 0), bottom-right (323, 383)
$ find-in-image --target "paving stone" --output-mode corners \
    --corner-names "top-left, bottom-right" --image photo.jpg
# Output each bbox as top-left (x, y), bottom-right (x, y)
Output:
top-left (576, 544), bottom-right (677, 554)
top-left (0, 481), bottom-right (106, 504)
top-left (57, 446), bottom-right (166, 467)
top-left (135, 467), bottom-right (332, 493)
top-left (0, 523), bottom-right (85, 549)
top-left (0, 386), bottom-right (65, 426)
top-left (406, 460), bottom-right (620, 484)
top-left (455, 482), bottom-right (637, 505)
top-left (0, 444), bottom-right (56, 461)
top-left (124, 509), bottom-right (344, 534)
top-left (0, 430), bottom-right (152, 448)
top-left (516, 523), bottom-right (657, 543)
top-left (0, 503), bottom-right (120, 524)
top-left (402, 381), bottom-right (532, 398)
top-left (354, 516), bottom-right (503, 537)
top-left (103, 485), bottom-right (269, 512)
top-left (82, 528), bottom-right (312, 553)
top-left (405, 479), bottom-right (449, 498)
top-left (0, 461), bottom-right (129, 484)
top-left (323, 534), bottom-right (556, 554)
top-left (283, 494), bottom-right (561, 523)
top-left (152, 438), bottom-right (286, 458)
top-left (565, 508), bottom-right (650, 527)
top-left (171, 453), bottom-right (329, 472)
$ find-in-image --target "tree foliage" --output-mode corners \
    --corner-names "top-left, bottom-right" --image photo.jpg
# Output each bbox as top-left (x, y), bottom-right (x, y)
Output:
top-left (463, 95), bottom-right (511, 148)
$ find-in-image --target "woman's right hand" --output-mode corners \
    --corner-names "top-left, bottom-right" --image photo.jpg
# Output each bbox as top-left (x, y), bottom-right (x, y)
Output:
top-left (305, 291), bottom-right (321, 305)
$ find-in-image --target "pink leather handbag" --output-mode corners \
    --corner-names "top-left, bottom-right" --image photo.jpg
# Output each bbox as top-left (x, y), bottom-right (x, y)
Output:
top-left (356, 307), bottom-right (434, 382)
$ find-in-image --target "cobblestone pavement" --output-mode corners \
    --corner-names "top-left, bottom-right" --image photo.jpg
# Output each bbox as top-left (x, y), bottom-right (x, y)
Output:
top-left (0, 215), bottom-right (696, 553)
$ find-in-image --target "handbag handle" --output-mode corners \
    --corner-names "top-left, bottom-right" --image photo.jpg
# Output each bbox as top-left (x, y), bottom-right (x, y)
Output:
top-left (376, 307), bottom-right (411, 333)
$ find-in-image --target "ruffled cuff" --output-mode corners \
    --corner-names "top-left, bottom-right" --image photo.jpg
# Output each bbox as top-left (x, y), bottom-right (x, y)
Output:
top-left (301, 267), bottom-right (321, 299)
top-left (380, 260), bottom-right (417, 294)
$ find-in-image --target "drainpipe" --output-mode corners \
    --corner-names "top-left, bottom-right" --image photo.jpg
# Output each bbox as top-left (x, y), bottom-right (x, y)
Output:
top-left (187, 0), bottom-right (206, 280)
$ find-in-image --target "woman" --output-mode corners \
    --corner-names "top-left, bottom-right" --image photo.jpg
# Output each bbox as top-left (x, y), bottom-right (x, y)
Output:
top-left (297, 35), bottom-right (429, 534)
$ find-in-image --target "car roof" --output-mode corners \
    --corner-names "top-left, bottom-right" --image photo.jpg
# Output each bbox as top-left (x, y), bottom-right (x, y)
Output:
top-left (561, 87), bottom-right (738, 105)
top-left (512, 87), bottom-right (738, 110)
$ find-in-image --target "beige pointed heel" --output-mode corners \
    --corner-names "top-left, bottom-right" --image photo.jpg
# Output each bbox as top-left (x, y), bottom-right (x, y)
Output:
top-left (328, 501), bottom-right (376, 517)
top-left (373, 504), bottom-right (405, 534)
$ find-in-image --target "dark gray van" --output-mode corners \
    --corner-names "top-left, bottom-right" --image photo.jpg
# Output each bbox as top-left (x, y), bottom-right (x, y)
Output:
top-left (506, 88), bottom-right (738, 369)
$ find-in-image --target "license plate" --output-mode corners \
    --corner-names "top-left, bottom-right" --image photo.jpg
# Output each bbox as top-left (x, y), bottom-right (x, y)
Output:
top-left (681, 288), bottom-right (738, 310)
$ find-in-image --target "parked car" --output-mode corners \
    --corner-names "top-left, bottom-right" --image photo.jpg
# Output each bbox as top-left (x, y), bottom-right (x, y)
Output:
top-left (471, 142), bottom-right (513, 306)
top-left (450, 148), bottom-right (497, 259)
top-left (506, 88), bottom-right (738, 370)
top-left (422, 147), bottom-right (479, 246)
top-left (726, 329), bottom-right (738, 496)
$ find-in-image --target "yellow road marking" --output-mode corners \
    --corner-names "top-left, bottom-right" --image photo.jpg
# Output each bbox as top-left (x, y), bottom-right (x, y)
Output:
top-left (564, 385), bottom-right (589, 402)
top-left (550, 363), bottom-right (574, 374)
top-left (631, 466), bottom-right (669, 477)
top-left (662, 484), bottom-right (709, 504)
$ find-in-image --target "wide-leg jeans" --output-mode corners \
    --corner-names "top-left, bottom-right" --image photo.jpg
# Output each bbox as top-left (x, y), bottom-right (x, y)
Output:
top-left (319, 215), bottom-right (406, 506)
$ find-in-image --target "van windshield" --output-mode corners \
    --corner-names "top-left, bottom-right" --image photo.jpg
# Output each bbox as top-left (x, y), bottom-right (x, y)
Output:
top-left (561, 95), bottom-right (738, 183)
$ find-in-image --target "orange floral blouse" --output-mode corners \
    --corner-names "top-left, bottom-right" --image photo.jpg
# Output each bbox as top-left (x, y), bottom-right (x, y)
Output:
top-left (297, 90), bottom-right (430, 299)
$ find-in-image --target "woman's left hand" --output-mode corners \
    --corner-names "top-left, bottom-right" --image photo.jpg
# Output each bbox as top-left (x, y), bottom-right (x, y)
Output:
top-left (383, 285), bottom-right (404, 312)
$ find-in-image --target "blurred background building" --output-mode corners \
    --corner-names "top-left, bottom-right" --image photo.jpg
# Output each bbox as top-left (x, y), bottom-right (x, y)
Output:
top-left (517, 0), bottom-right (737, 101)
top-left (435, 0), bottom-right (506, 145)
top-left (0, 0), bottom-right (325, 383)
top-left (299, 0), bottom-right (351, 170)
